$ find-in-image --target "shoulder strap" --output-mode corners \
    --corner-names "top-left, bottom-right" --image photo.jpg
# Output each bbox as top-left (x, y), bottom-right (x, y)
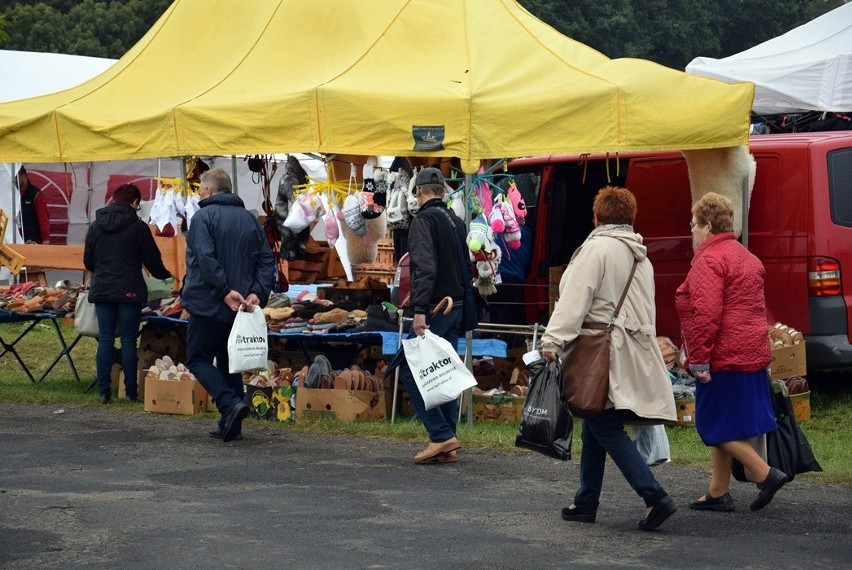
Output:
top-left (611, 259), bottom-right (639, 324)
top-left (436, 207), bottom-right (474, 286)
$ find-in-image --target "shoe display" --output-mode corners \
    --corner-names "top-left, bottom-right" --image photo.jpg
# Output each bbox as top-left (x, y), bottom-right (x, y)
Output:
top-left (209, 427), bottom-right (243, 441)
top-left (222, 403), bottom-right (249, 442)
top-left (561, 505), bottom-right (597, 523)
top-left (750, 467), bottom-right (789, 511)
top-left (689, 492), bottom-right (735, 512)
top-left (413, 438), bottom-right (461, 463)
top-left (639, 495), bottom-right (676, 531)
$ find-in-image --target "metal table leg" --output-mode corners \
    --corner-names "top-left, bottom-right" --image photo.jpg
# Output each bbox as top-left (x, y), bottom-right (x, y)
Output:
top-left (0, 319), bottom-right (40, 383)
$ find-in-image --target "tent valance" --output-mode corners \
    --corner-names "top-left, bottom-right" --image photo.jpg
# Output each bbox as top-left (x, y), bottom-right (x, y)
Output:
top-left (0, 0), bottom-right (754, 172)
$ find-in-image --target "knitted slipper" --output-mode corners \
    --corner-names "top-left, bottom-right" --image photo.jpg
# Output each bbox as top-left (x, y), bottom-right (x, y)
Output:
top-left (342, 194), bottom-right (367, 235)
top-left (508, 180), bottom-right (527, 224)
top-left (466, 214), bottom-right (491, 253)
top-left (489, 197), bottom-right (506, 233)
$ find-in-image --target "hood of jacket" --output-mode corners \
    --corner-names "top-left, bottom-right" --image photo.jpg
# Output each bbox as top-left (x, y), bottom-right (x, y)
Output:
top-left (588, 224), bottom-right (647, 262)
top-left (199, 191), bottom-right (246, 209)
top-left (95, 202), bottom-right (139, 234)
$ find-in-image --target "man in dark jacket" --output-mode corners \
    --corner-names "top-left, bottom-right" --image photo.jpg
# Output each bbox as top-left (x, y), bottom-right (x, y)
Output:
top-left (84, 183), bottom-right (172, 403)
top-left (17, 166), bottom-right (50, 243)
top-left (400, 167), bottom-right (467, 464)
top-left (182, 168), bottom-right (276, 443)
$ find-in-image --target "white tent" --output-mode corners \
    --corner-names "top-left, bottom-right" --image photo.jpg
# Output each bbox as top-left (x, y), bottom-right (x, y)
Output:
top-left (686, 2), bottom-right (852, 114)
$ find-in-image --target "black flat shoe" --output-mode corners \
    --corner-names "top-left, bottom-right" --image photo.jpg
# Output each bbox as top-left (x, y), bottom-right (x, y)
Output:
top-left (222, 403), bottom-right (249, 443)
top-left (99, 394), bottom-right (111, 404)
top-left (689, 492), bottom-right (735, 512)
top-left (209, 427), bottom-right (243, 441)
top-left (639, 495), bottom-right (676, 531)
top-left (561, 505), bottom-right (596, 523)
top-left (750, 467), bottom-right (789, 511)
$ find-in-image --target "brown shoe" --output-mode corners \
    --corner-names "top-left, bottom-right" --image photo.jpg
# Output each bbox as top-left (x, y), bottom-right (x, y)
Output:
top-left (413, 438), bottom-right (461, 463)
top-left (416, 450), bottom-right (459, 465)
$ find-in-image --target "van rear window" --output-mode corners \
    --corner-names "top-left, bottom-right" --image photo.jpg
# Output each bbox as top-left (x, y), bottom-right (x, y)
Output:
top-left (829, 148), bottom-right (852, 227)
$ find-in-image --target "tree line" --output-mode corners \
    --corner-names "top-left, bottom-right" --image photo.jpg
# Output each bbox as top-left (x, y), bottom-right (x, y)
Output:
top-left (0, 0), bottom-right (845, 69)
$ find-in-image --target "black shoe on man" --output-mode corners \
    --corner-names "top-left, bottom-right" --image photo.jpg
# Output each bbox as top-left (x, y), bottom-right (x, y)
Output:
top-left (222, 403), bottom-right (249, 442)
top-left (209, 427), bottom-right (243, 441)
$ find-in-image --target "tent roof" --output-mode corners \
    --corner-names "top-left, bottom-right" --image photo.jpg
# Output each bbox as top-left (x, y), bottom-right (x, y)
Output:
top-left (0, 0), bottom-right (754, 171)
top-left (686, 3), bottom-right (852, 115)
top-left (0, 50), bottom-right (116, 103)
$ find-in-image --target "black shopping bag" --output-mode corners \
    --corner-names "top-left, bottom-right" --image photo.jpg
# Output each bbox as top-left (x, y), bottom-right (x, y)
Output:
top-left (515, 360), bottom-right (573, 460)
top-left (732, 381), bottom-right (822, 483)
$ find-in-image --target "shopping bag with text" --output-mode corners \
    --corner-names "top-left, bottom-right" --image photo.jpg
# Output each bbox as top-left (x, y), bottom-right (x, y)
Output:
top-left (402, 329), bottom-right (476, 410)
top-left (227, 308), bottom-right (268, 373)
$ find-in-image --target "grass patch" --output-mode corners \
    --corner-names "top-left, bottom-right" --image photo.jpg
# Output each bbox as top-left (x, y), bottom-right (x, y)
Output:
top-left (1, 321), bottom-right (850, 486)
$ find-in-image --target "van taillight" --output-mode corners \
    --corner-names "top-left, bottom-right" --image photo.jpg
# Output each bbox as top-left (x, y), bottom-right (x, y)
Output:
top-left (808, 257), bottom-right (842, 297)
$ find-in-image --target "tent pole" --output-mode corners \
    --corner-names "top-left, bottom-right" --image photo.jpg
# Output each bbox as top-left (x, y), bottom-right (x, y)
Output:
top-left (231, 156), bottom-right (239, 196)
top-left (11, 165), bottom-right (20, 245)
top-left (464, 171), bottom-right (474, 429)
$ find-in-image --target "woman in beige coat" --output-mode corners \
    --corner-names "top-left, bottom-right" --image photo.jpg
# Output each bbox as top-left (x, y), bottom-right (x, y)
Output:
top-left (542, 186), bottom-right (678, 531)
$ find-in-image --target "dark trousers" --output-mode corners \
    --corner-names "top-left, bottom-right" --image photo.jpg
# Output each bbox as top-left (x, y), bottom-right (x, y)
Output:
top-left (574, 408), bottom-right (667, 509)
top-left (398, 307), bottom-right (462, 442)
top-left (95, 302), bottom-right (142, 398)
top-left (186, 314), bottom-right (243, 428)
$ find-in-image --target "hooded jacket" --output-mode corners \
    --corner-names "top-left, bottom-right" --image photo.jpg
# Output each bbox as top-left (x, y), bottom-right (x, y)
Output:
top-left (181, 192), bottom-right (276, 323)
top-left (675, 232), bottom-right (772, 373)
top-left (541, 225), bottom-right (676, 422)
top-left (84, 202), bottom-right (171, 303)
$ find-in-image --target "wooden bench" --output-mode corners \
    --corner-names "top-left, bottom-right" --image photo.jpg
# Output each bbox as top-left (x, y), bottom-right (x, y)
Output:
top-left (6, 232), bottom-right (186, 287)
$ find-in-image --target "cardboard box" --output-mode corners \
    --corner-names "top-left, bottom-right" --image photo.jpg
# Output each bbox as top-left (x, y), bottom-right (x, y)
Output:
top-left (675, 397), bottom-right (696, 426)
top-left (465, 393), bottom-right (525, 424)
top-left (769, 343), bottom-right (807, 380)
top-left (144, 377), bottom-right (208, 415)
top-left (295, 387), bottom-right (386, 422)
top-left (118, 370), bottom-right (147, 400)
top-left (244, 384), bottom-right (296, 422)
top-left (790, 391), bottom-right (811, 422)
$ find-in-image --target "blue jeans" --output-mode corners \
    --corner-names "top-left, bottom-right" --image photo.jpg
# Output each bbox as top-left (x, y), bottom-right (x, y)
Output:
top-left (95, 302), bottom-right (143, 398)
top-left (398, 306), bottom-right (462, 442)
top-left (186, 314), bottom-right (244, 428)
top-left (574, 409), bottom-right (668, 509)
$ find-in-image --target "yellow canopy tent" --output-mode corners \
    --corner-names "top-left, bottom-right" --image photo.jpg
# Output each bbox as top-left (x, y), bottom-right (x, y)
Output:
top-left (0, 0), bottom-right (754, 172)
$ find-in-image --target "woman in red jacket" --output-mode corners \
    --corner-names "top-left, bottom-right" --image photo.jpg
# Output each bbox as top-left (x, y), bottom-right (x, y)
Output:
top-left (675, 192), bottom-right (786, 513)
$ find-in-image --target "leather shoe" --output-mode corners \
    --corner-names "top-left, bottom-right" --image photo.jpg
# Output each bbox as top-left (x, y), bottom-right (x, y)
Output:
top-left (99, 394), bottom-right (111, 404)
top-left (416, 450), bottom-right (459, 465)
top-left (750, 467), bottom-right (788, 511)
top-left (222, 403), bottom-right (249, 443)
top-left (209, 427), bottom-right (243, 441)
top-left (689, 492), bottom-right (735, 512)
top-left (639, 495), bottom-right (676, 531)
top-left (413, 437), bottom-right (461, 463)
top-left (561, 505), bottom-right (596, 523)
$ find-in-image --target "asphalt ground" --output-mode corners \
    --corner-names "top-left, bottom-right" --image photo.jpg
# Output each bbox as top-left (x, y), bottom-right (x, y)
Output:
top-left (1, 402), bottom-right (850, 569)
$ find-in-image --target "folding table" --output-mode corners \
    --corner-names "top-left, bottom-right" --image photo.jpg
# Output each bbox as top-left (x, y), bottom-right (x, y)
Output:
top-left (0, 310), bottom-right (83, 383)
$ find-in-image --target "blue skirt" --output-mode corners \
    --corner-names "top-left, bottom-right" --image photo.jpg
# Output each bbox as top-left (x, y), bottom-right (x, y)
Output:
top-left (695, 370), bottom-right (777, 446)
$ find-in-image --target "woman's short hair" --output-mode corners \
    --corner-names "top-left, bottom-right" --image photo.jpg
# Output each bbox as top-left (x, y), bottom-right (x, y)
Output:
top-left (200, 168), bottom-right (232, 194)
top-left (692, 192), bottom-right (734, 233)
top-left (113, 183), bottom-right (141, 205)
top-left (593, 186), bottom-right (637, 226)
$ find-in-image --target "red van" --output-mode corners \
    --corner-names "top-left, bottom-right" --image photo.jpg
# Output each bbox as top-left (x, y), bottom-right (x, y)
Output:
top-left (506, 132), bottom-right (852, 373)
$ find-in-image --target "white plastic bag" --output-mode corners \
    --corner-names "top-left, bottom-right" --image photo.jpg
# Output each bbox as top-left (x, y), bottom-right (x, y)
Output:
top-left (631, 424), bottom-right (671, 466)
top-left (227, 308), bottom-right (269, 373)
top-left (402, 329), bottom-right (477, 410)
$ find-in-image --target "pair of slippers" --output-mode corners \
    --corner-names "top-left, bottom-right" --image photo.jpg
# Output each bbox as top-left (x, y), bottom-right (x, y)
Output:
top-left (304, 355), bottom-right (333, 388)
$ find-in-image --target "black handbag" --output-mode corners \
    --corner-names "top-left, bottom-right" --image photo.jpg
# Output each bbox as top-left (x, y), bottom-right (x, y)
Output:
top-left (515, 359), bottom-right (573, 460)
top-left (732, 380), bottom-right (822, 483)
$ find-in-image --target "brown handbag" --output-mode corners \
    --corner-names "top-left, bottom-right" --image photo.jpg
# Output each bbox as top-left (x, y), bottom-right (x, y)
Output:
top-left (562, 259), bottom-right (638, 419)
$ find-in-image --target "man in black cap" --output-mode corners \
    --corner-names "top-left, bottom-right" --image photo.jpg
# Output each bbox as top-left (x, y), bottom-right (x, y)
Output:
top-left (17, 166), bottom-right (50, 244)
top-left (399, 166), bottom-right (468, 464)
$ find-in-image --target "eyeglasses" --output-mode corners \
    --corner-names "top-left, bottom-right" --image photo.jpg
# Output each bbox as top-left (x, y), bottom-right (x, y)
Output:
top-left (689, 220), bottom-right (698, 229)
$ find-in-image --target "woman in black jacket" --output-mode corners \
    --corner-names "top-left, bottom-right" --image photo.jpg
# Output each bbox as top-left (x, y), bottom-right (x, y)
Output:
top-left (83, 184), bottom-right (172, 403)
